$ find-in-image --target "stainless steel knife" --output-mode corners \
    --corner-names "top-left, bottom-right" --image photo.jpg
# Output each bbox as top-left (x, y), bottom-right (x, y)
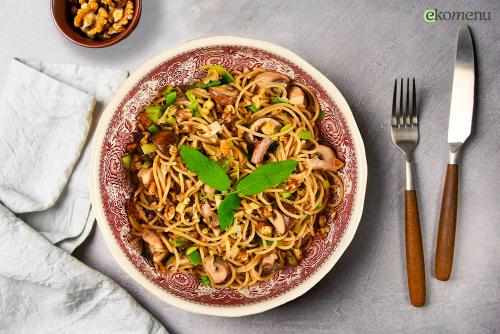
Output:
top-left (435, 24), bottom-right (476, 281)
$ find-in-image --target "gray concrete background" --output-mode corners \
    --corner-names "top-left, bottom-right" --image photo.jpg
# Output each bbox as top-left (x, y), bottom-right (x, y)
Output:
top-left (1, 1), bottom-right (499, 333)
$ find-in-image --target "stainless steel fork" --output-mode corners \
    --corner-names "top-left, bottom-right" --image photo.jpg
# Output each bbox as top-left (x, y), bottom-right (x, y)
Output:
top-left (391, 78), bottom-right (426, 307)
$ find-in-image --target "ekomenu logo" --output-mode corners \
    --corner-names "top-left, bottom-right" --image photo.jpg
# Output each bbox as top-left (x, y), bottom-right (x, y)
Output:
top-left (424, 9), bottom-right (491, 22)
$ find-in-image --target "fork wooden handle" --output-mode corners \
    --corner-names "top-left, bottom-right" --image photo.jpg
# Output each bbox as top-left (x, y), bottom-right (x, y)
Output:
top-left (405, 190), bottom-right (426, 307)
top-left (435, 164), bottom-right (459, 281)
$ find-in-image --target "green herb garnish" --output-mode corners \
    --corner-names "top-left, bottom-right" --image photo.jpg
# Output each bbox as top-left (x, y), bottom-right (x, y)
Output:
top-left (246, 104), bottom-right (260, 113)
top-left (193, 109), bottom-right (202, 118)
top-left (281, 191), bottom-right (292, 199)
top-left (179, 145), bottom-right (231, 191)
top-left (271, 96), bottom-right (288, 104)
top-left (299, 130), bottom-right (312, 140)
top-left (217, 193), bottom-right (240, 231)
top-left (236, 160), bottom-right (298, 195)
top-left (319, 110), bottom-right (325, 119)
top-left (121, 155), bottom-right (132, 169)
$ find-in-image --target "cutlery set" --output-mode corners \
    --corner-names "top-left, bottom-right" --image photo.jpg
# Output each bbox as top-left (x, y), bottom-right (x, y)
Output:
top-left (391, 24), bottom-right (476, 307)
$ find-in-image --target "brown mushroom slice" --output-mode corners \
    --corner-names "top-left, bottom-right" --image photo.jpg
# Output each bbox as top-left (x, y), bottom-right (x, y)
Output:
top-left (151, 129), bottom-right (178, 154)
top-left (289, 80), bottom-right (320, 115)
top-left (251, 138), bottom-right (273, 164)
top-left (287, 86), bottom-right (306, 106)
top-left (310, 145), bottom-right (343, 172)
top-left (261, 253), bottom-right (278, 275)
top-left (202, 255), bottom-right (229, 284)
top-left (137, 167), bottom-right (154, 187)
top-left (268, 209), bottom-right (286, 236)
top-left (254, 71), bottom-right (290, 88)
top-left (136, 110), bottom-right (153, 129)
top-left (208, 85), bottom-right (238, 106)
top-left (245, 118), bottom-right (281, 144)
top-left (141, 229), bottom-right (165, 252)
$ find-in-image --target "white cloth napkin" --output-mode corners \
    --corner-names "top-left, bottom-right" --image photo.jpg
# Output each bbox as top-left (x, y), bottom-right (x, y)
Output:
top-left (0, 58), bottom-right (128, 252)
top-left (0, 204), bottom-right (167, 334)
top-left (0, 59), bottom-right (168, 333)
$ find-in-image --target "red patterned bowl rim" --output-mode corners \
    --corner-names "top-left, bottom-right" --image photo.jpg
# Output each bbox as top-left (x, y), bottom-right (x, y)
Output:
top-left (89, 36), bottom-right (367, 317)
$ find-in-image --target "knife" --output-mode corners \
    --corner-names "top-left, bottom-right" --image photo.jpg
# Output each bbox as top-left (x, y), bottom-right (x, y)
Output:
top-left (435, 24), bottom-right (475, 281)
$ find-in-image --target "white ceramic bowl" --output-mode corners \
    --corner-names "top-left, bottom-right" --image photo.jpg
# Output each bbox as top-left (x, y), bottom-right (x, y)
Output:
top-left (90, 36), bottom-right (367, 316)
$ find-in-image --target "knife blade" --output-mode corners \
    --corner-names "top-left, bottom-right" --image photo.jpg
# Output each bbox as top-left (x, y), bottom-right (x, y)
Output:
top-left (448, 24), bottom-right (475, 147)
top-left (435, 24), bottom-right (476, 281)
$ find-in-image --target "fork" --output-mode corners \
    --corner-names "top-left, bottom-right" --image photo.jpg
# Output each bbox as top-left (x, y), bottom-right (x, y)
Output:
top-left (391, 78), bottom-right (426, 307)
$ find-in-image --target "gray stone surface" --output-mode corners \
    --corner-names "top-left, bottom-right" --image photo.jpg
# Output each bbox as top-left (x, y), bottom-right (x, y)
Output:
top-left (1, 1), bottom-right (499, 333)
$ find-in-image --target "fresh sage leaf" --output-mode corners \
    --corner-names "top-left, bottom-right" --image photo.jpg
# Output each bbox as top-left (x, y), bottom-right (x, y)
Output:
top-left (236, 160), bottom-right (297, 195)
top-left (217, 193), bottom-right (240, 231)
top-left (179, 145), bottom-right (231, 191)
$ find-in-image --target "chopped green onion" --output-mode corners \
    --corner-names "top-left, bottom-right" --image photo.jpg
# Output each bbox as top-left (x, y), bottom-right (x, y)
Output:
top-left (319, 110), bottom-right (325, 119)
top-left (193, 109), bottom-right (202, 118)
top-left (161, 85), bottom-right (174, 94)
top-left (200, 275), bottom-right (211, 286)
top-left (121, 155), bottom-right (132, 169)
top-left (165, 116), bottom-right (176, 125)
top-left (200, 65), bottom-right (235, 84)
top-left (146, 106), bottom-right (163, 123)
top-left (187, 250), bottom-right (202, 266)
top-left (216, 156), bottom-right (233, 172)
top-left (172, 238), bottom-right (187, 246)
top-left (280, 124), bottom-right (292, 133)
top-left (246, 104), bottom-right (260, 113)
top-left (303, 215), bottom-right (311, 222)
top-left (164, 91), bottom-right (177, 106)
top-left (141, 143), bottom-right (157, 154)
top-left (271, 87), bottom-right (282, 95)
top-left (186, 246), bottom-right (198, 256)
top-left (316, 202), bottom-right (322, 209)
top-left (271, 96), bottom-right (288, 104)
top-left (299, 130), bottom-right (312, 140)
top-left (185, 92), bottom-right (199, 111)
top-left (281, 191), bottom-right (292, 199)
top-left (148, 124), bottom-right (160, 133)
top-left (141, 161), bottom-right (152, 168)
top-left (205, 80), bottom-right (221, 87)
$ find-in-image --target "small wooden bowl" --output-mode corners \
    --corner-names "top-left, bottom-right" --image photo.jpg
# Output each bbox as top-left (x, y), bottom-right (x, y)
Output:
top-left (51, 0), bottom-right (141, 48)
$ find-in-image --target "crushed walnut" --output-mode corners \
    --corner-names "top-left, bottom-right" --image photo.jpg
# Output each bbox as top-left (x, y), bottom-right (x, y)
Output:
top-left (70, 0), bottom-right (134, 40)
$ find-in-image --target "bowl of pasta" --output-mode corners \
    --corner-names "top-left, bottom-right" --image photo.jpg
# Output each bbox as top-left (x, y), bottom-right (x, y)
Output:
top-left (90, 36), bottom-right (367, 316)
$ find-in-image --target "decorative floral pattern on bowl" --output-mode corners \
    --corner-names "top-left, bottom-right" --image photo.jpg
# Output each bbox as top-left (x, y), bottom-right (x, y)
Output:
top-left (91, 37), bottom-right (366, 315)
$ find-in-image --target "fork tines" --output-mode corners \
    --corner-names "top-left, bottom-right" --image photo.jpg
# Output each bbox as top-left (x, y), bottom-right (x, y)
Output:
top-left (392, 78), bottom-right (418, 128)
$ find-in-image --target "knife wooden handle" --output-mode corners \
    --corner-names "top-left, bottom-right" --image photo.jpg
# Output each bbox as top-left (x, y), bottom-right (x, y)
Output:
top-left (405, 190), bottom-right (426, 307)
top-left (435, 164), bottom-right (459, 281)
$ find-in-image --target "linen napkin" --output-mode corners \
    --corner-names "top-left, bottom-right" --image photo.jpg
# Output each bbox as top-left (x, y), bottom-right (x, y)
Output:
top-left (0, 58), bottom-right (128, 252)
top-left (0, 59), bottom-right (168, 333)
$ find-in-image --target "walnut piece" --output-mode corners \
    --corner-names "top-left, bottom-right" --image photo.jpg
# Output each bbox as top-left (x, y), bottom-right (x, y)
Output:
top-left (72, 0), bottom-right (134, 40)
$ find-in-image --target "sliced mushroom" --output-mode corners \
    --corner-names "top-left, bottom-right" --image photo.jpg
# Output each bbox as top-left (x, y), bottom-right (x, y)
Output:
top-left (208, 85), bottom-right (238, 106)
top-left (153, 251), bottom-right (168, 263)
top-left (151, 129), bottom-right (178, 154)
top-left (254, 71), bottom-right (290, 88)
top-left (251, 138), bottom-right (274, 164)
top-left (261, 253), bottom-right (278, 275)
top-left (268, 209), bottom-right (286, 236)
top-left (283, 213), bottom-right (296, 231)
top-left (289, 80), bottom-right (320, 114)
top-left (202, 255), bottom-right (228, 284)
top-left (245, 118), bottom-right (281, 164)
top-left (136, 111), bottom-right (153, 129)
top-left (141, 229), bottom-right (165, 252)
top-left (137, 167), bottom-right (154, 187)
top-left (310, 145), bottom-right (343, 172)
top-left (200, 202), bottom-right (219, 227)
top-left (287, 86), bottom-right (306, 106)
top-left (245, 118), bottom-right (281, 143)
